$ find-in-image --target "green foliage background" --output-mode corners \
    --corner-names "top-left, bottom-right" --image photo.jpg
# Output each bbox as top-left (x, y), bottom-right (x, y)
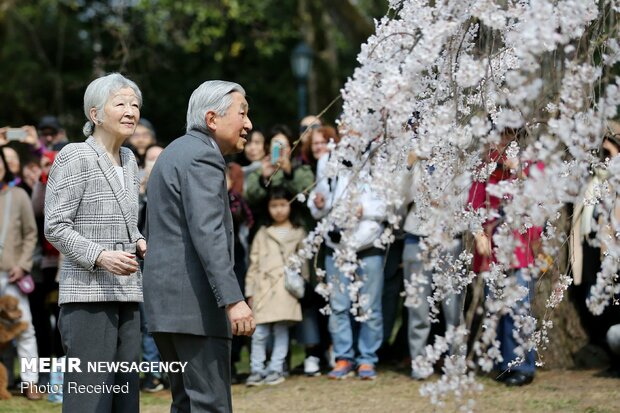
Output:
top-left (0, 0), bottom-right (387, 143)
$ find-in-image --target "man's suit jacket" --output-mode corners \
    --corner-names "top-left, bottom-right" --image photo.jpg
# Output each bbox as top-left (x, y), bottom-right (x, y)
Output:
top-left (44, 136), bottom-right (144, 305)
top-left (143, 129), bottom-right (244, 338)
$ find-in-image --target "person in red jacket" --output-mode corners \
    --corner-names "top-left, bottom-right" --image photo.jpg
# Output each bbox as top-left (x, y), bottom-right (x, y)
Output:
top-left (468, 127), bottom-right (542, 387)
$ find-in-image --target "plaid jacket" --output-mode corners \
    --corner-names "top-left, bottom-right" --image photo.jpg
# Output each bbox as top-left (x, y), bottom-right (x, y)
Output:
top-left (45, 136), bottom-right (144, 304)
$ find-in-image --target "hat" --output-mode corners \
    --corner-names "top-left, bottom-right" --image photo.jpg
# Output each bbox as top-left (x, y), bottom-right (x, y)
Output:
top-left (38, 116), bottom-right (62, 132)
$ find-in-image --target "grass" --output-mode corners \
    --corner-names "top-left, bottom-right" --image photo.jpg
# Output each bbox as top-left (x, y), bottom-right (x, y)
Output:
top-left (2, 366), bottom-right (620, 412)
top-left (3, 343), bottom-right (620, 412)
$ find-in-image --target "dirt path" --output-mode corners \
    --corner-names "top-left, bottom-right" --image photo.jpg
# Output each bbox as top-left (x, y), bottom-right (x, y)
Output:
top-left (138, 369), bottom-right (620, 413)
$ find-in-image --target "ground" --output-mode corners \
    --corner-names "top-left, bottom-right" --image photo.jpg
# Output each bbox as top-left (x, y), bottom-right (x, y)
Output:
top-left (1, 368), bottom-right (618, 413)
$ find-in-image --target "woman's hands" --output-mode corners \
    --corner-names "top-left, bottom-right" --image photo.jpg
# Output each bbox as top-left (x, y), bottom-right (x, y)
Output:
top-left (474, 232), bottom-right (492, 256)
top-left (21, 125), bottom-right (41, 149)
top-left (260, 146), bottom-right (292, 178)
top-left (275, 147), bottom-right (292, 175)
top-left (95, 239), bottom-right (147, 275)
top-left (261, 156), bottom-right (276, 178)
top-left (96, 251), bottom-right (139, 275)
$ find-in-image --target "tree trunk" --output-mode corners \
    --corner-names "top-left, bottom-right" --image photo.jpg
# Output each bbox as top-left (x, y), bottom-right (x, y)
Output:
top-left (531, 206), bottom-right (592, 369)
top-left (320, 0), bottom-right (374, 47)
top-left (532, 277), bottom-right (590, 369)
top-left (532, 206), bottom-right (611, 369)
top-left (299, 0), bottom-right (378, 123)
top-left (465, 207), bottom-right (595, 369)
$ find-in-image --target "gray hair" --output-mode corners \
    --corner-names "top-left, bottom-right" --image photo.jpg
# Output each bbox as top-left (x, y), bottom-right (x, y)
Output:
top-left (186, 80), bottom-right (245, 133)
top-left (82, 73), bottom-right (143, 137)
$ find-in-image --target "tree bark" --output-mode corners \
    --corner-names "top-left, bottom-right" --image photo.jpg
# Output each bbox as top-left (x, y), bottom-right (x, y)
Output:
top-left (532, 206), bottom-right (613, 369)
top-left (320, 0), bottom-right (374, 46)
top-left (532, 206), bottom-right (590, 369)
top-left (298, 0), bottom-right (379, 123)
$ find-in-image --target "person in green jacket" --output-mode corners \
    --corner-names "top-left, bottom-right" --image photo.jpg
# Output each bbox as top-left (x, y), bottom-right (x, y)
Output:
top-left (244, 124), bottom-right (315, 239)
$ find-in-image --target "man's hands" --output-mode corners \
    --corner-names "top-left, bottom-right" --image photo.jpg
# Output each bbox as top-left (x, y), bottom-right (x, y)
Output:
top-left (226, 300), bottom-right (255, 336)
top-left (96, 250), bottom-right (139, 275)
top-left (137, 239), bottom-right (147, 259)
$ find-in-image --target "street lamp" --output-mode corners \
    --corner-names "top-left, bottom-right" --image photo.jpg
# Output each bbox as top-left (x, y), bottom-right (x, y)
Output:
top-left (291, 41), bottom-right (313, 120)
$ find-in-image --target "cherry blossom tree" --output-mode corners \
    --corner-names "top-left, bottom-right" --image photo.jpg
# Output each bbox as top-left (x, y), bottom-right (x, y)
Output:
top-left (287, 0), bottom-right (620, 409)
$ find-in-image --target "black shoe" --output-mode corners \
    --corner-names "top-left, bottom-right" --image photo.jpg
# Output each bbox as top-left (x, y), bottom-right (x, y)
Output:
top-left (504, 371), bottom-right (534, 387)
top-left (141, 374), bottom-right (165, 393)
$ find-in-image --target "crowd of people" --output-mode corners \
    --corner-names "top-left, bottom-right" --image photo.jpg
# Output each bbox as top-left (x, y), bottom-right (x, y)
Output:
top-left (1, 75), bottom-right (619, 410)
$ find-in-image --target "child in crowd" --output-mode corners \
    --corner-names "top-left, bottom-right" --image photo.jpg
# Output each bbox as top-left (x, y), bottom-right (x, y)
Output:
top-left (245, 186), bottom-right (306, 386)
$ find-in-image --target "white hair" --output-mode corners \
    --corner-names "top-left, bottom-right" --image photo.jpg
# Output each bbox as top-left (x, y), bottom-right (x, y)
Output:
top-left (82, 73), bottom-right (143, 137)
top-left (186, 80), bottom-right (245, 133)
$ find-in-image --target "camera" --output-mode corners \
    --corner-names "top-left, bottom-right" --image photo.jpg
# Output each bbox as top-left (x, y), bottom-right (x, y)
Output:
top-left (6, 128), bottom-right (27, 141)
top-left (271, 142), bottom-right (282, 165)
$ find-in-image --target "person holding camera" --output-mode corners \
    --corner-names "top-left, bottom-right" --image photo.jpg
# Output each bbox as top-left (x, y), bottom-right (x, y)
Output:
top-left (244, 125), bottom-right (315, 239)
top-left (0, 125), bottom-right (46, 196)
top-left (0, 125), bottom-right (41, 148)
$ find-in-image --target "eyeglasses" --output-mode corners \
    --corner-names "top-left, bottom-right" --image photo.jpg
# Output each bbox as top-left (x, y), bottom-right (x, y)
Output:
top-left (299, 124), bottom-right (320, 134)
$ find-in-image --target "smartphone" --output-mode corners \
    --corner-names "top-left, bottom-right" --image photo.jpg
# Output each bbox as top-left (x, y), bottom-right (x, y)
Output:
top-left (6, 128), bottom-right (27, 141)
top-left (271, 142), bottom-right (281, 165)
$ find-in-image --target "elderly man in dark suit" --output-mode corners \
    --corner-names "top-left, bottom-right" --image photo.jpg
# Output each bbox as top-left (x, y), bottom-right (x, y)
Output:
top-left (143, 80), bottom-right (255, 413)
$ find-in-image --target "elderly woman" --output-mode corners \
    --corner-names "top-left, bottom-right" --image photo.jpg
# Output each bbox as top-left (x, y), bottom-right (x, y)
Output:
top-left (45, 73), bottom-right (147, 413)
top-left (0, 147), bottom-right (41, 400)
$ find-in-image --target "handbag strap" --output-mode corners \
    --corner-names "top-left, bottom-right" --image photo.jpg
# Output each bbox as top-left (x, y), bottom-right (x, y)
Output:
top-left (272, 231), bottom-right (291, 267)
top-left (0, 188), bottom-right (13, 257)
